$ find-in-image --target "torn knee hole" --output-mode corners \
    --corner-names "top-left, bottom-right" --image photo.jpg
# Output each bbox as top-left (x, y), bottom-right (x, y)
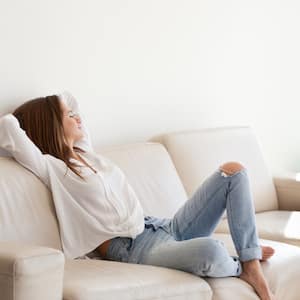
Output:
top-left (219, 163), bottom-right (245, 176)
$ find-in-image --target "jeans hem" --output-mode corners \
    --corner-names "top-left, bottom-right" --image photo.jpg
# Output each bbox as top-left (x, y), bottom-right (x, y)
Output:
top-left (238, 246), bottom-right (262, 262)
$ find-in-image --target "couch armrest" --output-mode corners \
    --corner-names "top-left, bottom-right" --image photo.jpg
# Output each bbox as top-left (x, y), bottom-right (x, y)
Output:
top-left (273, 172), bottom-right (300, 211)
top-left (0, 241), bottom-right (65, 300)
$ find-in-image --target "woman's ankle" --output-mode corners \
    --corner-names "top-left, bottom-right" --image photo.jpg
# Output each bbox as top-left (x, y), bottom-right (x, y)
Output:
top-left (240, 260), bottom-right (275, 300)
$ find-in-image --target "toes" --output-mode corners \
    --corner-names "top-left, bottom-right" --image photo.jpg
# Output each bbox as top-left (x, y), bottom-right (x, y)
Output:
top-left (261, 246), bottom-right (275, 261)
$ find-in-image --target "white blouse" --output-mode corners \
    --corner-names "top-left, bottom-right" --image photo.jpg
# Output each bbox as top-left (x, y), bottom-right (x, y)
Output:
top-left (0, 92), bottom-right (145, 259)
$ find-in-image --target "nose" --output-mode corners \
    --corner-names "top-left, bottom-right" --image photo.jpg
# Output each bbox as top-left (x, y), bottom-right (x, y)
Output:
top-left (74, 115), bottom-right (81, 124)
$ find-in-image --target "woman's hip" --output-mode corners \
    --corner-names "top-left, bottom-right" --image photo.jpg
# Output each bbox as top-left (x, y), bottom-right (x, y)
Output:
top-left (105, 223), bottom-right (173, 263)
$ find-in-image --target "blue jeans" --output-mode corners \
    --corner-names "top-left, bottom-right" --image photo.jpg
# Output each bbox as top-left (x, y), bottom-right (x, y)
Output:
top-left (105, 168), bottom-right (262, 277)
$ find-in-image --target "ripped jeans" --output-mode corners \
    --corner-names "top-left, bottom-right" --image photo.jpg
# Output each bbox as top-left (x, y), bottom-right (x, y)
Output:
top-left (104, 168), bottom-right (262, 277)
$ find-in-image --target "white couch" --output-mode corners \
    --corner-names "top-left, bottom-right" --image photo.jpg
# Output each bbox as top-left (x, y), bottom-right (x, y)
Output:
top-left (1, 126), bottom-right (300, 300)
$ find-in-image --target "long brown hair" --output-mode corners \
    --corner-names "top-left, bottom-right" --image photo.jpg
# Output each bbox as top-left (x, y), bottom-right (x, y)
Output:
top-left (13, 95), bottom-right (83, 178)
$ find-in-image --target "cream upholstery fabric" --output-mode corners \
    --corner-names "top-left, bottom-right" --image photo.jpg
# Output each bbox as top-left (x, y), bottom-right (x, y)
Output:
top-left (101, 142), bottom-right (188, 218)
top-left (273, 173), bottom-right (300, 210)
top-left (0, 241), bottom-right (64, 300)
top-left (64, 259), bottom-right (212, 300)
top-left (215, 211), bottom-right (300, 247)
top-left (211, 234), bottom-right (300, 300)
top-left (150, 127), bottom-right (278, 213)
top-left (1, 138), bottom-right (300, 300)
top-left (0, 158), bottom-right (62, 250)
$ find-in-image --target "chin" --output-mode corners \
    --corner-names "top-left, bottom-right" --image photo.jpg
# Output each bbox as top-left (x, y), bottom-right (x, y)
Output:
top-left (74, 133), bottom-right (84, 142)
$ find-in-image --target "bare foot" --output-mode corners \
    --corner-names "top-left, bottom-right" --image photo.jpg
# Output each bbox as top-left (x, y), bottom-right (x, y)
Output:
top-left (261, 246), bottom-right (275, 261)
top-left (239, 260), bottom-right (276, 300)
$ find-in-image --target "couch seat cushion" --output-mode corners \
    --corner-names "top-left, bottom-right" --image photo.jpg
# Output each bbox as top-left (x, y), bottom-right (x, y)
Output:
top-left (215, 211), bottom-right (300, 247)
top-left (63, 259), bottom-right (212, 300)
top-left (211, 233), bottom-right (300, 300)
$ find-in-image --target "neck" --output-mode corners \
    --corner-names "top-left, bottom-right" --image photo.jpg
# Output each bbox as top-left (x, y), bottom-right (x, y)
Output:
top-left (65, 139), bottom-right (77, 159)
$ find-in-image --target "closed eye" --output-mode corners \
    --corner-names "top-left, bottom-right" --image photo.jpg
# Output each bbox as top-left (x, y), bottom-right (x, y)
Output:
top-left (68, 110), bottom-right (77, 118)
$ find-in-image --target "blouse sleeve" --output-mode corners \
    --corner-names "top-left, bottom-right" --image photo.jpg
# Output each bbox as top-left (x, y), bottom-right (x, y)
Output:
top-left (58, 91), bottom-right (93, 152)
top-left (0, 114), bottom-right (49, 186)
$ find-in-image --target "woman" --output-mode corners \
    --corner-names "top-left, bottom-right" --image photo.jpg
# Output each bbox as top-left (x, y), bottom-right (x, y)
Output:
top-left (0, 92), bottom-right (275, 300)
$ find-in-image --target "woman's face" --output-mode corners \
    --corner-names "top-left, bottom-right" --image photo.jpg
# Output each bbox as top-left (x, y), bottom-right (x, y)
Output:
top-left (60, 100), bottom-right (84, 145)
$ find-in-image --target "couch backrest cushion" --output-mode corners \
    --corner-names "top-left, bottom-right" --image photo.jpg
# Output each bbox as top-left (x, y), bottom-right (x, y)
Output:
top-left (100, 143), bottom-right (188, 218)
top-left (0, 158), bottom-right (62, 249)
top-left (151, 127), bottom-right (278, 213)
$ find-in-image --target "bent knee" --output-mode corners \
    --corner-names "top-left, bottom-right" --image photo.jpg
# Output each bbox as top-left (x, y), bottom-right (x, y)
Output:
top-left (219, 161), bottom-right (245, 175)
top-left (193, 239), bottom-right (229, 276)
top-left (206, 239), bottom-right (226, 258)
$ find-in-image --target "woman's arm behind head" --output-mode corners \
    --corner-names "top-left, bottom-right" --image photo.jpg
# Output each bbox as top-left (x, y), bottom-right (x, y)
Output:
top-left (0, 114), bottom-right (49, 186)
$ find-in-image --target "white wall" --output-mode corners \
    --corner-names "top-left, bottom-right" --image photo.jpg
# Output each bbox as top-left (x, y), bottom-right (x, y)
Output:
top-left (0, 0), bottom-right (299, 174)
